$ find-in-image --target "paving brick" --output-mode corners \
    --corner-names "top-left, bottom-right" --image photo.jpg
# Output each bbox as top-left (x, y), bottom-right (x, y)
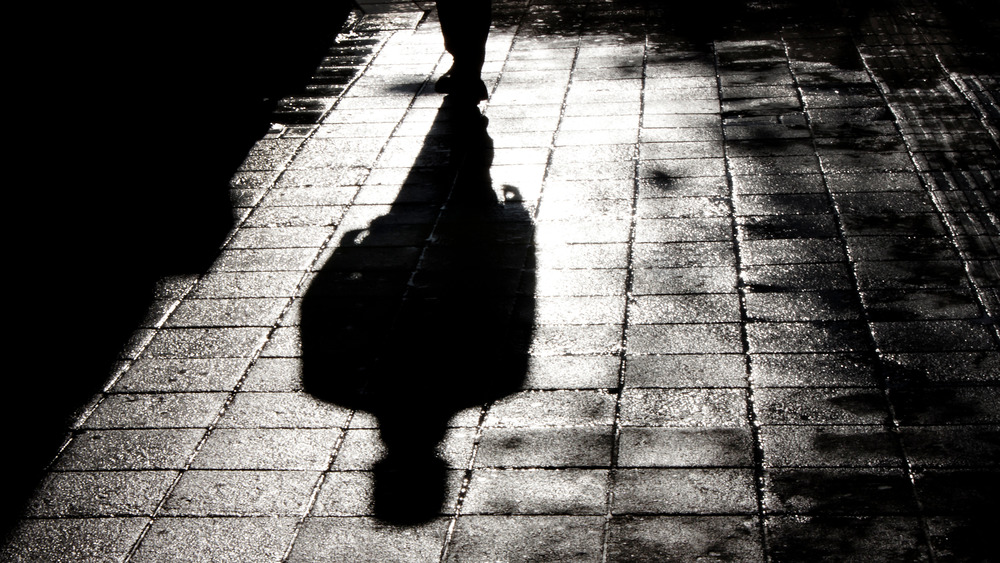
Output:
top-left (27, 471), bottom-right (178, 517)
top-left (2, 518), bottom-right (147, 562)
top-left (607, 516), bottom-right (764, 563)
top-left (12, 1), bottom-right (1000, 559)
top-left (463, 468), bottom-right (608, 515)
top-left (446, 515), bottom-right (605, 562)
top-left (134, 517), bottom-right (299, 562)
top-left (612, 468), bottom-right (756, 514)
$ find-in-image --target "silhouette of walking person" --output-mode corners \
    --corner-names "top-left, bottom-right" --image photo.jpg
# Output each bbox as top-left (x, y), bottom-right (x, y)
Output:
top-left (300, 98), bottom-right (534, 524)
top-left (434, 0), bottom-right (492, 101)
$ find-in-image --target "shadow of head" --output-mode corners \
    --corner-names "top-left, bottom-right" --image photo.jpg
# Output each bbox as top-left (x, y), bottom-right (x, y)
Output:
top-left (300, 98), bottom-right (535, 523)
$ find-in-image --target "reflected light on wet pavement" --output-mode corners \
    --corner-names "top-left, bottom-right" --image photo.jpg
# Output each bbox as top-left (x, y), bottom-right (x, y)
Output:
top-left (4, 0), bottom-right (999, 561)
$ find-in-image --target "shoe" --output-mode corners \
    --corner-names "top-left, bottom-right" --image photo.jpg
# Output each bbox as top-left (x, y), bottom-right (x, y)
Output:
top-left (435, 72), bottom-right (489, 101)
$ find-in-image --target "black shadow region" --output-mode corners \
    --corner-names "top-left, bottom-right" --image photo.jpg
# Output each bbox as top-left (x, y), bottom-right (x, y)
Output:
top-left (300, 97), bottom-right (535, 524)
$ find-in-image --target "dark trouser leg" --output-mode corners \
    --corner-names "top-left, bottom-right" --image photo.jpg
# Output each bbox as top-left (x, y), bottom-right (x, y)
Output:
top-left (436, 0), bottom-right (492, 77)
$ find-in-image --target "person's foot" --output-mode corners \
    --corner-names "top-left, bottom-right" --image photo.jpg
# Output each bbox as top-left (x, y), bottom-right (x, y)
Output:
top-left (435, 69), bottom-right (489, 101)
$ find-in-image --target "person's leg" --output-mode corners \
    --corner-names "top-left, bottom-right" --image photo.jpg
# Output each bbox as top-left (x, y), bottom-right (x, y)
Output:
top-left (435, 0), bottom-right (492, 100)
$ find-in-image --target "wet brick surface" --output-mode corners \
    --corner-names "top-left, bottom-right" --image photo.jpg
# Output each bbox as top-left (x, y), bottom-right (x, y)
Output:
top-left (4, 0), bottom-right (999, 561)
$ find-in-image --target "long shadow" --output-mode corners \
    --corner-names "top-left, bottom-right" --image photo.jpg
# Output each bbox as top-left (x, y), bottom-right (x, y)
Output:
top-left (5, 4), bottom-right (355, 537)
top-left (301, 97), bottom-right (535, 524)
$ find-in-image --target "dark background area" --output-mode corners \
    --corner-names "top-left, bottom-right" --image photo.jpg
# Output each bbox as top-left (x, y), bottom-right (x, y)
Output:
top-left (7, 3), bottom-right (355, 534)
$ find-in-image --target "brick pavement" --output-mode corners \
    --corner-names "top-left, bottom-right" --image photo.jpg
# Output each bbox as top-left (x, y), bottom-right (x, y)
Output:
top-left (4, 1), bottom-right (998, 561)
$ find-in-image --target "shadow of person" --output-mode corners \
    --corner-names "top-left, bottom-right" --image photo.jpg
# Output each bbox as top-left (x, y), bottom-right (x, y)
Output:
top-left (300, 96), bottom-right (535, 524)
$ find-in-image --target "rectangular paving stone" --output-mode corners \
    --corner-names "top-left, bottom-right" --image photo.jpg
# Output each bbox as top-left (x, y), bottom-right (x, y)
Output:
top-left (898, 425), bottom-right (1000, 468)
top-left (527, 324), bottom-right (623, 355)
top-left (755, 387), bottom-right (890, 425)
top-left (735, 193), bottom-right (831, 216)
top-left (161, 470), bottom-right (320, 516)
top-left (751, 353), bottom-right (879, 387)
top-left (620, 388), bottom-right (748, 428)
top-left (871, 320), bottom-right (998, 352)
top-left (636, 196), bottom-right (731, 219)
top-left (82, 393), bottom-right (230, 429)
top-left (462, 468), bottom-right (608, 515)
top-left (484, 390), bottom-right (616, 428)
top-left (112, 358), bottom-right (251, 393)
top-left (764, 467), bottom-right (918, 515)
top-left (521, 355), bottom-right (620, 390)
top-left (136, 517), bottom-right (299, 562)
top-left (854, 260), bottom-right (970, 290)
top-left (619, 427), bottom-right (754, 467)
top-left (746, 321), bottom-right (871, 354)
top-left (27, 470), bottom-right (178, 517)
top-left (632, 242), bottom-right (736, 269)
top-left (141, 327), bottom-right (270, 359)
top-left (190, 271), bottom-right (306, 298)
top-left (475, 427), bottom-right (614, 467)
top-left (333, 427), bottom-right (474, 470)
top-left (164, 298), bottom-right (289, 328)
top-left (740, 238), bottom-right (847, 265)
top-left (607, 516), bottom-right (764, 563)
top-left (446, 515), bottom-right (605, 562)
top-left (628, 323), bottom-right (743, 354)
top-left (1, 518), bottom-right (148, 563)
top-left (766, 516), bottom-right (931, 562)
top-left (613, 468), bottom-right (756, 514)
top-left (880, 351), bottom-right (1000, 384)
top-left (625, 353), bottom-right (746, 388)
top-left (631, 266), bottom-right (738, 295)
top-left (55, 429), bottom-right (206, 470)
top-left (913, 468), bottom-right (1000, 517)
top-left (215, 392), bottom-right (353, 429)
top-left (738, 214), bottom-right (840, 240)
top-left (760, 425), bottom-right (905, 468)
top-left (192, 428), bottom-right (341, 470)
top-left (288, 517), bottom-right (449, 562)
top-left (311, 470), bottom-right (465, 517)
top-left (630, 294), bottom-right (741, 324)
top-left (745, 290), bottom-right (862, 322)
top-left (633, 217), bottom-right (732, 243)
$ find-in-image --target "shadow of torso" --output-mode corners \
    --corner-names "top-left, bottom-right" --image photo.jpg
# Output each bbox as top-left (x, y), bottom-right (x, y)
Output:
top-left (300, 98), bottom-right (535, 523)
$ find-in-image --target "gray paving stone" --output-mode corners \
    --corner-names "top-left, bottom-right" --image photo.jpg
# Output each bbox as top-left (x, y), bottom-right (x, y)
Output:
top-left (898, 425), bottom-right (1000, 467)
top-left (484, 390), bottom-right (617, 428)
top-left (191, 428), bottom-right (341, 470)
top-left (523, 355), bottom-right (620, 389)
top-left (620, 388), bottom-right (748, 428)
top-left (755, 387), bottom-right (890, 425)
top-left (625, 354), bottom-right (747, 388)
top-left (607, 515), bottom-right (764, 563)
top-left (162, 470), bottom-right (319, 516)
top-left (760, 425), bottom-right (904, 468)
top-left (289, 517), bottom-right (449, 563)
top-left (2, 517), bottom-right (147, 563)
top-left (141, 327), bottom-right (270, 359)
top-left (475, 427), bottom-right (614, 467)
top-left (133, 517), bottom-right (299, 562)
top-left (82, 393), bottom-right (230, 429)
top-left (764, 468), bottom-right (918, 515)
top-left (333, 427), bottom-right (475, 470)
top-left (613, 468), bottom-right (756, 514)
top-left (766, 516), bottom-right (931, 562)
top-left (463, 468), bottom-right (608, 515)
top-left (27, 470), bottom-right (177, 517)
top-left (628, 323), bottom-right (743, 355)
top-left (630, 294), bottom-right (741, 324)
top-left (112, 358), bottom-right (251, 393)
top-left (751, 353), bottom-right (879, 387)
top-left (619, 427), bottom-right (754, 467)
top-left (55, 429), bottom-right (206, 470)
top-left (446, 515), bottom-right (604, 562)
